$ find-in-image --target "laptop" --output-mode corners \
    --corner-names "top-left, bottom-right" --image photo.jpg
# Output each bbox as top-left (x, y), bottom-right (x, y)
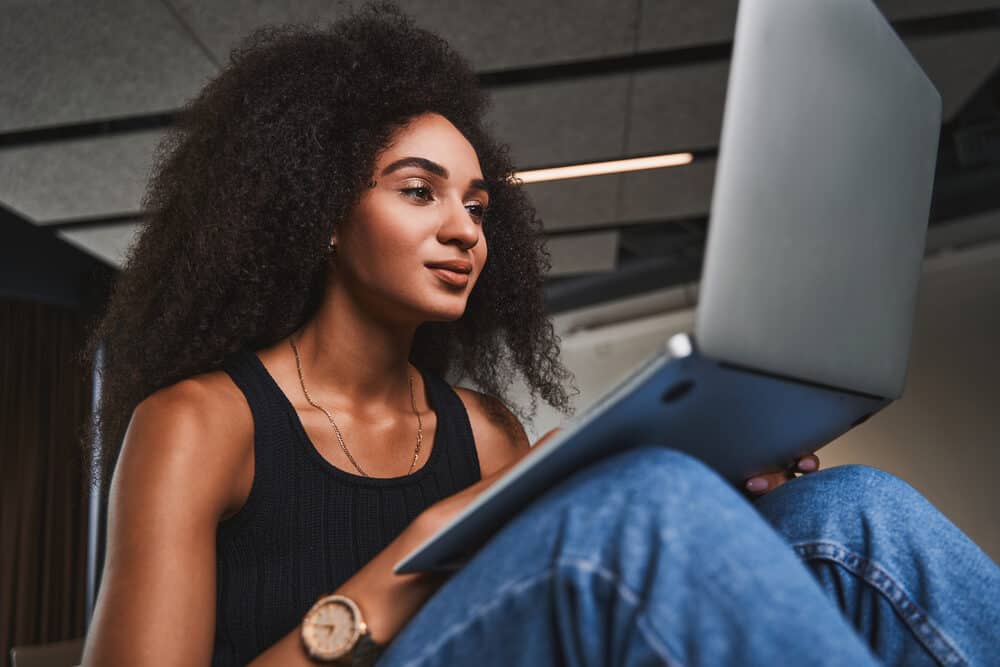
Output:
top-left (395, 0), bottom-right (941, 574)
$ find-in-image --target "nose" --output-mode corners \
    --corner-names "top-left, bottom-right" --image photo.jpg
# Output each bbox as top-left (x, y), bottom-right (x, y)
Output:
top-left (437, 197), bottom-right (480, 250)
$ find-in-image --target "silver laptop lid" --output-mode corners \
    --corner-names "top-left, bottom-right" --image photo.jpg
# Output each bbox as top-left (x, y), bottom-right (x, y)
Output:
top-left (695, 0), bottom-right (941, 399)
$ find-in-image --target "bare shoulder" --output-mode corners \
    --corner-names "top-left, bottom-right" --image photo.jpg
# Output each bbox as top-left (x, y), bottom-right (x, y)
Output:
top-left (453, 387), bottom-right (530, 478)
top-left (85, 370), bottom-right (253, 665)
top-left (137, 370), bottom-right (249, 443)
top-left (119, 368), bottom-right (253, 520)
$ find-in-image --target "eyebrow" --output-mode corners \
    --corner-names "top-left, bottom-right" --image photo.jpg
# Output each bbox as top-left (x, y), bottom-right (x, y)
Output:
top-left (380, 156), bottom-right (490, 194)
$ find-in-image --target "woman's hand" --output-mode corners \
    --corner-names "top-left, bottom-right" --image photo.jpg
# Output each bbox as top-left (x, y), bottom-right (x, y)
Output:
top-left (744, 454), bottom-right (821, 497)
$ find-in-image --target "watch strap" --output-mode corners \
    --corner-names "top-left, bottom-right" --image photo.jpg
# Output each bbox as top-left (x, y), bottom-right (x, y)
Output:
top-left (349, 633), bottom-right (384, 667)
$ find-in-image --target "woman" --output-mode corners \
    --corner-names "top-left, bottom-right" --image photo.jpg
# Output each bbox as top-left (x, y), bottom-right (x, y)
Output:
top-left (81, 4), bottom-right (1000, 666)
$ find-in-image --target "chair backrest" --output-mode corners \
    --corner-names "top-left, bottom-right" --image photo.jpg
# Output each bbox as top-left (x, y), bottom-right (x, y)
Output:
top-left (9, 638), bottom-right (83, 667)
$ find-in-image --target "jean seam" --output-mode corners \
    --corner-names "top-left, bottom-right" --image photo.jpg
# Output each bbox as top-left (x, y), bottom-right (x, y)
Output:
top-left (392, 567), bottom-right (556, 667)
top-left (557, 557), bottom-right (685, 667)
top-left (392, 559), bottom-right (684, 667)
top-left (792, 540), bottom-right (968, 667)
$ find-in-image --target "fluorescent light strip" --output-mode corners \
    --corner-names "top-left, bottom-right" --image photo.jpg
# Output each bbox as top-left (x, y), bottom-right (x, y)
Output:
top-left (513, 152), bottom-right (694, 184)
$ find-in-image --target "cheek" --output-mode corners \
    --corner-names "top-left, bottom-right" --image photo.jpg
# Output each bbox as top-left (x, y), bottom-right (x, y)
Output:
top-left (471, 243), bottom-right (488, 287)
top-left (343, 220), bottom-right (420, 274)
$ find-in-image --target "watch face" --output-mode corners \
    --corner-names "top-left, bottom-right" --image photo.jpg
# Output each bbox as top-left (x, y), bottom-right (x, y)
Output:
top-left (302, 597), bottom-right (359, 660)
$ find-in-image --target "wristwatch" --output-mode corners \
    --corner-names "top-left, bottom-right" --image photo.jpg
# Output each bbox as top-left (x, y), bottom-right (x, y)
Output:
top-left (301, 593), bottom-right (384, 665)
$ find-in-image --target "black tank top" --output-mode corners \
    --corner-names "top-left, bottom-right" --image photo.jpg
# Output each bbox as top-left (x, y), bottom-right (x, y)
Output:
top-left (212, 348), bottom-right (482, 666)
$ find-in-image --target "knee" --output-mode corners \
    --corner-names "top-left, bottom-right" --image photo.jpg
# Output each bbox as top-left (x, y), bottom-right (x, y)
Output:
top-left (551, 446), bottom-right (741, 527)
top-left (820, 463), bottom-right (899, 486)
top-left (810, 464), bottom-right (919, 509)
top-left (827, 465), bottom-right (933, 522)
top-left (531, 446), bottom-right (757, 562)
top-left (757, 463), bottom-right (932, 542)
top-left (583, 446), bottom-right (729, 498)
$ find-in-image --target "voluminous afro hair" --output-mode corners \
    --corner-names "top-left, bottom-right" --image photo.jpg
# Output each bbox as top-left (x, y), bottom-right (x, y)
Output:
top-left (83, 2), bottom-right (573, 484)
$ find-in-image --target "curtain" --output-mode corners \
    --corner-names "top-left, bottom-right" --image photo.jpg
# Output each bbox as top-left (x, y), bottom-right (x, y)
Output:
top-left (1, 299), bottom-right (90, 666)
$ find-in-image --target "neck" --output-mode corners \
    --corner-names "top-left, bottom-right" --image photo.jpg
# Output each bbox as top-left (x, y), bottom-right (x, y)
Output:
top-left (293, 286), bottom-right (419, 408)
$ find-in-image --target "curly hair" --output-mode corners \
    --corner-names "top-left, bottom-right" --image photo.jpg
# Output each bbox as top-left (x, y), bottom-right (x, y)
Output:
top-left (82, 2), bottom-right (573, 485)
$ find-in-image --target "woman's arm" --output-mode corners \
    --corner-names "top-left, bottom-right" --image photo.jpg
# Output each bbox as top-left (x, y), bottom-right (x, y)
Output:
top-left (82, 377), bottom-right (252, 666)
top-left (85, 377), bottom-right (536, 665)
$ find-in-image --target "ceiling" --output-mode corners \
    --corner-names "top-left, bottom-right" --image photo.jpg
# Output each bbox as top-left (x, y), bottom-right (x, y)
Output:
top-left (2, 0), bottom-right (1000, 312)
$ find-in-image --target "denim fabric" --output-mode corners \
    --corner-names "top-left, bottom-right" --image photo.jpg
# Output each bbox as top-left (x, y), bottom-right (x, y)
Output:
top-left (378, 448), bottom-right (1000, 666)
top-left (755, 464), bottom-right (1000, 667)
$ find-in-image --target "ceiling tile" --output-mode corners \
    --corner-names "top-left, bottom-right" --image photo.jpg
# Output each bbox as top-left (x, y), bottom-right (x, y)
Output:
top-left (626, 62), bottom-right (729, 154)
top-left (163, 0), bottom-right (338, 65)
top-left (169, 0), bottom-right (637, 73)
top-left (488, 75), bottom-right (631, 168)
top-left (626, 28), bottom-right (1000, 156)
top-left (57, 222), bottom-right (144, 268)
top-left (522, 173), bottom-right (621, 232)
top-left (875, 1), bottom-right (1000, 21)
top-left (430, 0), bottom-right (637, 71)
top-left (617, 159), bottom-right (716, 222)
top-left (546, 231), bottom-right (619, 276)
top-left (0, 131), bottom-right (161, 222)
top-left (0, 0), bottom-right (217, 132)
top-left (637, 0), bottom-right (738, 52)
top-left (639, 1), bottom-right (1000, 52)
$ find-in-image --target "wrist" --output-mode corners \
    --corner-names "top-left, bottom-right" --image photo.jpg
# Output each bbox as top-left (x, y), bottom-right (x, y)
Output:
top-left (332, 524), bottom-right (448, 646)
top-left (301, 593), bottom-right (384, 665)
top-left (334, 568), bottom-right (442, 646)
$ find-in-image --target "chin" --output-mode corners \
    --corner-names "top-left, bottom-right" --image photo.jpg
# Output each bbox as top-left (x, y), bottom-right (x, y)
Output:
top-left (421, 297), bottom-right (470, 323)
top-left (427, 306), bottom-right (468, 322)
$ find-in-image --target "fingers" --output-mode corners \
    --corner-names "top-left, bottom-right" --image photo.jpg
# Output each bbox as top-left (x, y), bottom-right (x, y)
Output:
top-left (744, 470), bottom-right (793, 496)
top-left (796, 454), bottom-right (820, 473)
top-left (745, 454), bottom-right (822, 497)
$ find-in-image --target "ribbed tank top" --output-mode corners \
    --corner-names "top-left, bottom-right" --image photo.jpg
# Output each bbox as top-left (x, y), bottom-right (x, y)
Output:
top-left (212, 348), bottom-right (482, 666)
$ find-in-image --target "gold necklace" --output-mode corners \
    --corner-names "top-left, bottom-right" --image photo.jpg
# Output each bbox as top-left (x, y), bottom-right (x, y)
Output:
top-left (289, 337), bottom-right (423, 477)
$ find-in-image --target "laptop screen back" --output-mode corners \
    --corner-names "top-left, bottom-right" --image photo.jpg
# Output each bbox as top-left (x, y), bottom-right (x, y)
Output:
top-left (694, 0), bottom-right (941, 399)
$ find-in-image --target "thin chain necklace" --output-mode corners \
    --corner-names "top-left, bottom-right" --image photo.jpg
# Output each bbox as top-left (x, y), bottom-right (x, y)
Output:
top-left (289, 336), bottom-right (423, 477)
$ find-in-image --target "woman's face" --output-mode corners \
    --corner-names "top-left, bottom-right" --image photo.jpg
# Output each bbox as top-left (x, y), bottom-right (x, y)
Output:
top-left (333, 112), bottom-right (490, 324)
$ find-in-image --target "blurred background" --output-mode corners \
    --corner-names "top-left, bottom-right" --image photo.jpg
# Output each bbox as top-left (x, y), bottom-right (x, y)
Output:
top-left (2, 1), bottom-right (999, 664)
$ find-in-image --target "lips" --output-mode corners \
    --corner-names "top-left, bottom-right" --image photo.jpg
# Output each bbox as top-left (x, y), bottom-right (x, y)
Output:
top-left (426, 259), bottom-right (473, 287)
top-left (426, 260), bottom-right (472, 274)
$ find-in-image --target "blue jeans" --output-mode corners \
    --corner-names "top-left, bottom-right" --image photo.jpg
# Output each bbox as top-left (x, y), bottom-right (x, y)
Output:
top-left (379, 448), bottom-right (1000, 666)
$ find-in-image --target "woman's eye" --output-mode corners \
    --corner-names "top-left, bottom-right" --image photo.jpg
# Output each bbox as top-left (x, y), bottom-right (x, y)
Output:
top-left (400, 185), bottom-right (486, 221)
top-left (466, 203), bottom-right (487, 222)
top-left (401, 186), bottom-right (433, 201)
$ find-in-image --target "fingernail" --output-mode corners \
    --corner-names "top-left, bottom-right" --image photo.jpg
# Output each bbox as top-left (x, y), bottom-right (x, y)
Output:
top-left (798, 458), bottom-right (818, 472)
top-left (745, 478), bottom-right (769, 493)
